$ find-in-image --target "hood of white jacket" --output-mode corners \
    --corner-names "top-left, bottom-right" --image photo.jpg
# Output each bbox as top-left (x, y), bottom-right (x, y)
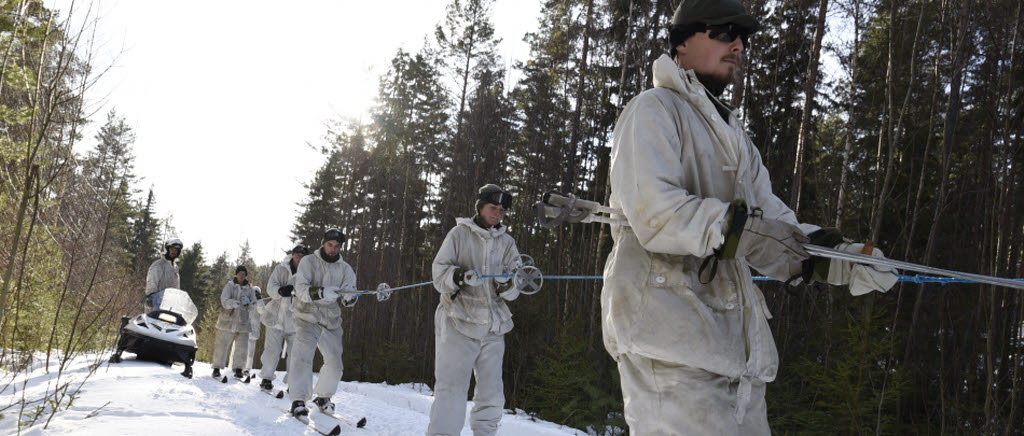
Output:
top-left (456, 217), bottom-right (507, 240)
top-left (651, 54), bottom-right (742, 170)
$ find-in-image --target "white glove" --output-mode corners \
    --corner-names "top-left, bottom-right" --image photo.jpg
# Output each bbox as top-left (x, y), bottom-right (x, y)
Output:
top-left (224, 299), bottom-right (240, 309)
top-left (340, 296), bottom-right (358, 307)
top-left (827, 242), bottom-right (899, 296)
top-left (463, 269), bottom-right (484, 287)
top-left (318, 286), bottom-right (342, 302)
top-left (240, 295), bottom-right (252, 306)
top-left (497, 287), bottom-right (520, 302)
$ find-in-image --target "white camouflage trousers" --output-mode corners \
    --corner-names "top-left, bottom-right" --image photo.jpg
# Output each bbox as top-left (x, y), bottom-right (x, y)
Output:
top-left (426, 314), bottom-right (505, 436)
top-left (616, 353), bottom-right (769, 436)
top-left (244, 326), bottom-right (260, 372)
top-left (212, 329), bottom-right (248, 370)
top-left (287, 317), bottom-right (344, 403)
top-left (259, 326), bottom-right (295, 381)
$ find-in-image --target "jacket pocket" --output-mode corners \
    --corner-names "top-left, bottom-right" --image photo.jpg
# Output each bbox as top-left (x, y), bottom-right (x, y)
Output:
top-left (647, 254), bottom-right (740, 312)
top-left (647, 253), bottom-right (687, 288)
top-left (443, 287), bottom-right (490, 324)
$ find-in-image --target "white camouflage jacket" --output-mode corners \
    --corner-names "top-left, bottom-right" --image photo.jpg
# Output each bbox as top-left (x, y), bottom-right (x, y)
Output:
top-left (292, 249), bottom-right (357, 330)
top-left (145, 257), bottom-right (179, 296)
top-left (602, 54), bottom-right (820, 383)
top-left (262, 258), bottom-right (297, 332)
top-left (432, 217), bottom-right (521, 340)
top-left (217, 278), bottom-right (257, 333)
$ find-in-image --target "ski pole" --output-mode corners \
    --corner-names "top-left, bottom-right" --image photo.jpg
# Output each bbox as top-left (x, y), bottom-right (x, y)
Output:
top-left (804, 244), bottom-right (1024, 290)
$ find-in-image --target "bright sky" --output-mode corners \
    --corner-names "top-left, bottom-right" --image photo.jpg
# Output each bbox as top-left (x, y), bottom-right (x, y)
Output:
top-left (50, 0), bottom-right (541, 265)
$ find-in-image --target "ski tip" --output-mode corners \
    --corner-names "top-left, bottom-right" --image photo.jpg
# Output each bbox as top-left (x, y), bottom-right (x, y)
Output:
top-left (275, 391), bottom-right (285, 399)
top-left (357, 417), bottom-right (367, 428)
top-left (221, 376), bottom-right (228, 383)
top-left (328, 425), bottom-right (341, 436)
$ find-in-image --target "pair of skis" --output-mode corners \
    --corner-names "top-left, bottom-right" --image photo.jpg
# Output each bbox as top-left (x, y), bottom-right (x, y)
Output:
top-left (209, 372), bottom-right (252, 384)
top-left (277, 406), bottom-right (367, 435)
top-left (264, 385), bottom-right (366, 434)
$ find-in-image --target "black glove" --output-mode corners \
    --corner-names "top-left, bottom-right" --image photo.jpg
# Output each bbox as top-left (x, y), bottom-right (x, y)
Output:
top-left (451, 268), bottom-right (467, 300)
top-left (802, 227), bottom-right (845, 283)
top-left (453, 268), bottom-right (466, 288)
top-left (278, 285), bottom-right (294, 297)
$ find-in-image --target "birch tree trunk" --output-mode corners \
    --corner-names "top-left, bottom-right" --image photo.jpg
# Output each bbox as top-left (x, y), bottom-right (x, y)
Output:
top-left (789, 0), bottom-right (829, 212)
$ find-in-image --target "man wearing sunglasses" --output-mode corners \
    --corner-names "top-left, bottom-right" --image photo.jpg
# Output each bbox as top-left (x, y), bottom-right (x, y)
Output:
top-left (601, 0), bottom-right (897, 434)
top-left (428, 184), bottom-right (524, 436)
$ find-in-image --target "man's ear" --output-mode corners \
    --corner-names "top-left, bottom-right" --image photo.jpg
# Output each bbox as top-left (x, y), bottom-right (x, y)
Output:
top-left (674, 43), bottom-right (687, 65)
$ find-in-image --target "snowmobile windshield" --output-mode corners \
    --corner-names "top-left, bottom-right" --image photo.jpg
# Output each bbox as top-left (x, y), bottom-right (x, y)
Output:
top-left (153, 288), bottom-right (198, 325)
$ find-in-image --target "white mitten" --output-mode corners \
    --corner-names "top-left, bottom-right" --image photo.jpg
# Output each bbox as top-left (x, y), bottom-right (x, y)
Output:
top-left (827, 243), bottom-right (899, 296)
top-left (340, 296), bottom-right (358, 307)
top-left (320, 286), bottom-right (342, 302)
top-left (498, 287), bottom-right (520, 302)
top-left (463, 269), bottom-right (484, 287)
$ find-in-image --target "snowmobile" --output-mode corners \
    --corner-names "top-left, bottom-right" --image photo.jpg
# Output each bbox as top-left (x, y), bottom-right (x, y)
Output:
top-left (109, 288), bottom-right (199, 378)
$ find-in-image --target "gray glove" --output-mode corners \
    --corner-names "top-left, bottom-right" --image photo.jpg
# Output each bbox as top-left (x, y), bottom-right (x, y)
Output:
top-left (719, 201), bottom-right (810, 281)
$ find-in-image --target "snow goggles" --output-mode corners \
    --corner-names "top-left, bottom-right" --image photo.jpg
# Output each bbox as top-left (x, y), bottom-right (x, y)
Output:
top-left (479, 191), bottom-right (513, 209)
top-left (323, 229), bottom-right (346, 244)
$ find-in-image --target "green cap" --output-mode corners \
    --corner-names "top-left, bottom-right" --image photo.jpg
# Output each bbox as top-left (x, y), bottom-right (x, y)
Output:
top-left (671, 0), bottom-right (760, 32)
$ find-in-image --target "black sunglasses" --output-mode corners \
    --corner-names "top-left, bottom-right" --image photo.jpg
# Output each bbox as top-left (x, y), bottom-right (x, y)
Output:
top-left (706, 23), bottom-right (750, 46)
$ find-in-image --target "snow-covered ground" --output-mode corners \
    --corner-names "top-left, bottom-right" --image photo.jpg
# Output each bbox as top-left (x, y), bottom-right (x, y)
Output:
top-left (0, 354), bottom-right (586, 435)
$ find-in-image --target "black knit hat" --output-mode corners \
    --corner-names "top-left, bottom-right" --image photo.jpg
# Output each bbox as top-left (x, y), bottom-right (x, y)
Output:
top-left (669, 0), bottom-right (759, 57)
top-left (290, 244), bottom-right (310, 255)
top-left (235, 265), bottom-right (248, 275)
top-left (322, 228), bottom-right (346, 245)
top-left (670, 0), bottom-right (759, 30)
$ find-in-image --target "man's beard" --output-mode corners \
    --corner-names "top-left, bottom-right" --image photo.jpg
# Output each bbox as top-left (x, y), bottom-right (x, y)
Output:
top-left (695, 71), bottom-right (733, 98)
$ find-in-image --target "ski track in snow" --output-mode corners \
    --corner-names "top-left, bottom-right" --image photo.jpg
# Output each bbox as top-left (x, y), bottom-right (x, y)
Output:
top-left (0, 354), bottom-right (586, 435)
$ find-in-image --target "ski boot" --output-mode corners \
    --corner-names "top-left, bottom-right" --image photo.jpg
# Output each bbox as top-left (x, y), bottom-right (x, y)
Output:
top-left (291, 400), bottom-right (309, 417)
top-left (312, 396), bottom-right (335, 414)
top-left (181, 365), bottom-right (193, 379)
top-left (260, 379), bottom-right (274, 392)
top-left (108, 351), bottom-right (122, 364)
top-left (212, 368), bottom-right (221, 378)
top-left (233, 368), bottom-right (245, 380)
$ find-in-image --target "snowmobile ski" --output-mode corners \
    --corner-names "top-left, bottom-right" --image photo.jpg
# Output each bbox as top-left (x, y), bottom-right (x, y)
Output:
top-left (279, 407), bottom-right (341, 435)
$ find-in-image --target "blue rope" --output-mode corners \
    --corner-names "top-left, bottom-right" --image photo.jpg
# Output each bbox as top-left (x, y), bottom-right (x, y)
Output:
top-left (353, 274), bottom-right (1024, 296)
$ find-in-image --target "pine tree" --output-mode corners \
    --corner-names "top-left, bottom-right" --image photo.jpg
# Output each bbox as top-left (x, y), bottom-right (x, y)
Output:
top-left (127, 188), bottom-right (161, 277)
top-left (435, 0), bottom-right (501, 229)
top-left (177, 242), bottom-right (209, 322)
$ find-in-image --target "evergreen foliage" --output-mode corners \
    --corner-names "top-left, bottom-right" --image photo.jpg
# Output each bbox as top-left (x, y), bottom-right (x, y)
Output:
top-left (2, 0), bottom-right (1023, 432)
